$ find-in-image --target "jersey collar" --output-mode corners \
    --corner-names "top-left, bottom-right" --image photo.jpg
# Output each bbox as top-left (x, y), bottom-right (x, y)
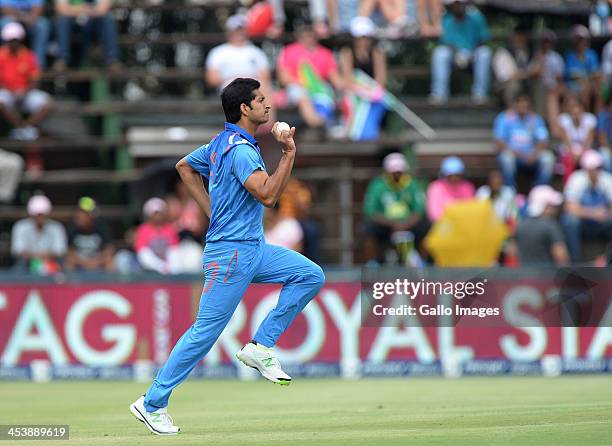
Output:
top-left (225, 122), bottom-right (258, 147)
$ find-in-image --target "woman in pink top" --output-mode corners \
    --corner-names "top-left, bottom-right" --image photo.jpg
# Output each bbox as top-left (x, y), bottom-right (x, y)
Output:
top-left (426, 156), bottom-right (475, 221)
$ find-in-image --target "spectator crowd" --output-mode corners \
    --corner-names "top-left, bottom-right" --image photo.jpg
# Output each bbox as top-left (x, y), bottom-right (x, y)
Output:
top-left (3, 0), bottom-right (612, 271)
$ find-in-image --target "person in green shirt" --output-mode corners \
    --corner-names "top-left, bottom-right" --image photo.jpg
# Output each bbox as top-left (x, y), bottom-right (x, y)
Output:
top-left (363, 152), bottom-right (430, 263)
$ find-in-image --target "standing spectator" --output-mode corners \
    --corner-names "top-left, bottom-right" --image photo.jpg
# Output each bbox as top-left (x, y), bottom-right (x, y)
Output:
top-left (134, 197), bottom-right (181, 275)
top-left (0, 0), bottom-right (50, 68)
top-left (65, 196), bottom-right (115, 272)
top-left (493, 25), bottom-right (535, 107)
top-left (0, 22), bottom-right (52, 140)
top-left (363, 152), bottom-right (429, 263)
top-left (54, 0), bottom-right (120, 70)
top-left (476, 169), bottom-right (517, 223)
top-left (515, 185), bottom-right (569, 265)
top-left (426, 155), bottom-right (475, 221)
top-left (565, 25), bottom-right (602, 111)
top-left (557, 94), bottom-right (597, 182)
top-left (11, 194), bottom-right (67, 273)
top-left (494, 92), bottom-right (554, 189)
top-left (417, 0), bottom-right (442, 37)
top-left (562, 150), bottom-right (612, 263)
top-left (595, 94), bottom-right (612, 172)
top-left (429, 0), bottom-right (491, 104)
top-left (530, 29), bottom-right (565, 129)
top-left (277, 19), bottom-right (344, 128)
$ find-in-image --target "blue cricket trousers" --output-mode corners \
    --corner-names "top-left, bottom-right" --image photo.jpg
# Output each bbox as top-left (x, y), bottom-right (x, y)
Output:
top-left (144, 238), bottom-right (325, 411)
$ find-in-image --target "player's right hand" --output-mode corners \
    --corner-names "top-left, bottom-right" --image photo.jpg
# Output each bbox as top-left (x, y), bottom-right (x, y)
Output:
top-left (272, 122), bottom-right (297, 155)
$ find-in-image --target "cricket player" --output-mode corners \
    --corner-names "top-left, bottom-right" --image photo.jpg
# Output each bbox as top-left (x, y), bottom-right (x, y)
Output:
top-left (129, 78), bottom-right (325, 435)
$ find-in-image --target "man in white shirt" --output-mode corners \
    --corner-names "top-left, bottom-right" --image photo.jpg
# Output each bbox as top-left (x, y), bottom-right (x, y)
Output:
top-left (562, 149), bottom-right (612, 262)
top-left (11, 194), bottom-right (67, 271)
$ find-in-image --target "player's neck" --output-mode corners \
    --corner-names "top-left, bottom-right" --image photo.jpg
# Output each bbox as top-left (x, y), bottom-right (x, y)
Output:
top-left (235, 119), bottom-right (258, 137)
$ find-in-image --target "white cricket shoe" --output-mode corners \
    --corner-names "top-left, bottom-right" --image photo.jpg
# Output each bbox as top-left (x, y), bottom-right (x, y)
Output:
top-left (236, 343), bottom-right (292, 385)
top-left (129, 396), bottom-right (180, 436)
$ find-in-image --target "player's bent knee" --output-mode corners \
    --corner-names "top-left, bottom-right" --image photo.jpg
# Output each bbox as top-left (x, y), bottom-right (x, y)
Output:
top-left (308, 264), bottom-right (326, 289)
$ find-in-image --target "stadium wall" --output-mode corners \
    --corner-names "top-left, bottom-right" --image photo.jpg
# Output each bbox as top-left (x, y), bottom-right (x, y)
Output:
top-left (1, 270), bottom-right (611, 380)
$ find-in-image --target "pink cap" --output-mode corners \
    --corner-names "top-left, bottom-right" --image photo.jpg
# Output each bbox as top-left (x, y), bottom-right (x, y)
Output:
top-left (383, 152), bottom-right (408, 173)
top-left (2, 22), bottom-right (25, 41)
top-left (27, 195), bottom-right (52, 216)
top-left (527, 185), bottom-right (563, 217)
top-left (143, 197), bottom-right (167, 218)
top-left (580, 149), bottom-right (603, 170)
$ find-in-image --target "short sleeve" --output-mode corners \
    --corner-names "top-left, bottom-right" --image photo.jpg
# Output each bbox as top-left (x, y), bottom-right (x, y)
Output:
top-left (557, 114), bottom-right (571, 131)
top-left (51, 222), bottom-right (67, 257)
top-left (134, 225), bottom-right (150, 252)
top-left (185, 144), bottom-right (210, 179)
top-left (584, 113), bottom-right (597, 130)
top-left (564, 172), bottom-right (584, 202)
top-left (252, 47), bottom-right (270, 71)
top-left (547, 221), bottom-right (565, 245)
top-left (232, 144), bottom-right (265, 185)
top-left (534, 116), bottom-right (549, 141)
top-left (205, 46), bottom-right (222, 70)
top-left (493, 113), bottom-right (507, 141)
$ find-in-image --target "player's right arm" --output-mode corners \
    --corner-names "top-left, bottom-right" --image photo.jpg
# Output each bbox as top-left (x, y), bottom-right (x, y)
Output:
top-left (243, 125), bottom-right (296, 208)
top-left (176, 157), bottom-right (211, 219)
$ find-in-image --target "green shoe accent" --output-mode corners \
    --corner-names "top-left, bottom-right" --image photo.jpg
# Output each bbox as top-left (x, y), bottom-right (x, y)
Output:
top-left (262, 357), bottom-right (274, 368)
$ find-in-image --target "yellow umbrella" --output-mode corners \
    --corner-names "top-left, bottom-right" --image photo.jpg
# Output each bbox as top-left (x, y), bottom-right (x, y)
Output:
top-left (424, 199), bottom-right (509, 267)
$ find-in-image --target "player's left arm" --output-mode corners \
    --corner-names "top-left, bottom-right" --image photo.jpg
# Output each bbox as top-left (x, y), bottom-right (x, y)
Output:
top-left (176, 157), bottom-right (211, 218)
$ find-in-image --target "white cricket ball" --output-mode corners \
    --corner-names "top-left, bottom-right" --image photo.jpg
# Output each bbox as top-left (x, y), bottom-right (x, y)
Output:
top-left (276, 121), bottom-right (291, 133)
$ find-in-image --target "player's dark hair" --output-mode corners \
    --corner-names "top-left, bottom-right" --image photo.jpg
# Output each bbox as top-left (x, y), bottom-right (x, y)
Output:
top-left (221, 78), bottom-right (261, 123)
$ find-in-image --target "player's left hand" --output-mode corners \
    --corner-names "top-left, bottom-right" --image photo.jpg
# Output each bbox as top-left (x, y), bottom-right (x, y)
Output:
top-left (272, 122), bottom-right (297, 155)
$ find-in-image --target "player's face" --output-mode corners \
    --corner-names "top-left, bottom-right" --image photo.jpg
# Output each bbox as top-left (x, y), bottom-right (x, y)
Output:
top-left (248, 89), bottom-right (271, 124)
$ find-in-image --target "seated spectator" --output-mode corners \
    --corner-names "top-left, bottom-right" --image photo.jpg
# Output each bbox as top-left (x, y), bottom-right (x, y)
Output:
top-left (205, 14), bottom-right (272, 92)
top-left (530, 29), bottom-right (565, 129)
top-left (205, 14), bottom-right (274, 127)
top-left (0, 22), bottom-right (52, 140)
top-left (340, 17), bottom-right (387, 88)
top-left (65, 196), bottom-right (115, 272)
top-left (417, 0), bottom-right (442, 37)
top-left (0, 0), bottom-right (50, 68)
top-left (264, 207), bottom-right (303, 251)
top-left (493, 24), bottom-right (536, 107)
top-left (426, 155), bottom-right (475, 221)
top-left (11, 194), bottom-right (67, 273)
top-left (515, 185), bottom-right (569, 265)
top-left (557, 94), bottom-right (597, 182)
top-left (338, 16), bottom-right (388, 140)
top-left (276, 19), bottom-right (344, 128)
top-left (476, 169), bottom-right (517, 223)
top-left (494, 92), bottom-right (554, 189)
top-left (166, 180), bottom-right (207, 242)
top-left (561, 150), bottom-right (612, 263)
top-left (134, 197), bottom-right (181, 275)
top-left (363, 152), bottom-right (429, 264)
top-left (358, 0), bottom-right (417, 38)
top-left (54, 0), bottom-right (120, 71)
top-left (277, 178), bottom-right (320, 262)
top-left (565, 25), bottom-right (602, 111)
top-left (430, 0), bottom-right (491, 104)
top-left (595, 95), bottom-right (612, 172)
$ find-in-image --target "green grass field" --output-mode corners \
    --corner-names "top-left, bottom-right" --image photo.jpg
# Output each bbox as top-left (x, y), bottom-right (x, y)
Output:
top-left (1, 376), bottom-right (611, 445)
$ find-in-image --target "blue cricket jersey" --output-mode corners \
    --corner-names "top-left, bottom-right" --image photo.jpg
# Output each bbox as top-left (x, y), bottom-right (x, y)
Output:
top-left (185, 122), bottom-right (266, 242)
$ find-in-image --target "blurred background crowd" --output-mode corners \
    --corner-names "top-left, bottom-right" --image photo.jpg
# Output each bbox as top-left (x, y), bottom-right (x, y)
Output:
top-left (0, 0), bottom-right (611, 274)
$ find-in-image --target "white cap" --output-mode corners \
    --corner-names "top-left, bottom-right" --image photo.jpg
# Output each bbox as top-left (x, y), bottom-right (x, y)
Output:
top-left (350, 16), bottom-right (376, 38)
top-left (383, 152), bottom-right (408, 173)
top-left (580, 149), bottom-right (604, 170)
top-left (225, 14), bottom-right (246, 32)
top-left (2, 22), bottom-right (25, 41)
top-left (143, 197), bottom-right (167, 218)
top-left (527, 185), bottom-right (563, 217)
top-left (27, 195), bottom-right (52, 216)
